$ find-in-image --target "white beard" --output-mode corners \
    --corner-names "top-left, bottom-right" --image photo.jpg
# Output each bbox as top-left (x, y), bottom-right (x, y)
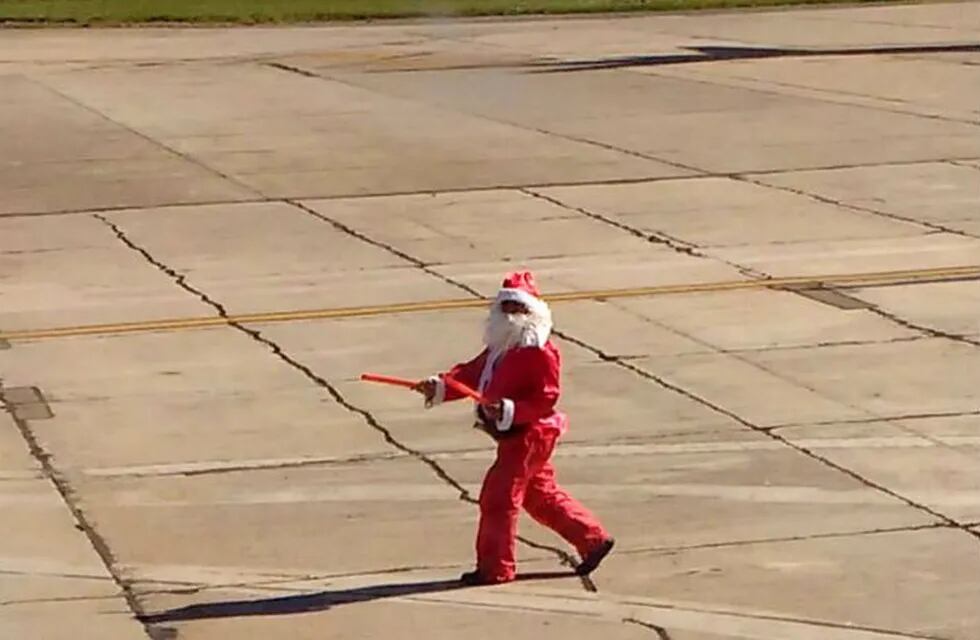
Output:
top-left (482, 304), bottom-right (552, 352)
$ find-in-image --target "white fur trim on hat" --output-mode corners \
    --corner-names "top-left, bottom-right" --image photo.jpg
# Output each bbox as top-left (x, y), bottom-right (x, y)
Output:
top-left (497, 398), bottom-right (515, 432)
top-left (424, 375), bottom-right (445, 408)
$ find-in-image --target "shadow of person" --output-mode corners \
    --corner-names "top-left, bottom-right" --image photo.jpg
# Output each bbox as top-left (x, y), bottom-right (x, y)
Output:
top-left (140, 570), bottom-right (575, 624)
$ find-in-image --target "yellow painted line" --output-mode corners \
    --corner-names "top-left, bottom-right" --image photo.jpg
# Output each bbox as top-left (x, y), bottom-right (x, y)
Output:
top-left (2, 264), bottom-right (977, 342)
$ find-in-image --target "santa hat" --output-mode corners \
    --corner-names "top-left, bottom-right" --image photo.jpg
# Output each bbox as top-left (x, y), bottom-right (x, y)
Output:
top-left (494, 270), bottom-right (551, 320)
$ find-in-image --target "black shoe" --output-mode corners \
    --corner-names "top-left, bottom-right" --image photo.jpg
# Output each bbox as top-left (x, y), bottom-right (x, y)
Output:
top-left (576, 538), bottom-right (615, 576)
top-left (460, 569), bottom-right (514, 586)
top-left (460, 570), bottom-right (490, 586)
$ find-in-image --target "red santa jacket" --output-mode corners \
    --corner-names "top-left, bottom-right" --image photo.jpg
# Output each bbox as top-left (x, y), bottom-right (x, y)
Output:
top-left (431, 341), bottom-right (567, 435)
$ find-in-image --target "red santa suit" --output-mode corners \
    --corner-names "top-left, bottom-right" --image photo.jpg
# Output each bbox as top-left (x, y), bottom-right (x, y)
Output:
top-left (426, 271), bottom-right (612, 584)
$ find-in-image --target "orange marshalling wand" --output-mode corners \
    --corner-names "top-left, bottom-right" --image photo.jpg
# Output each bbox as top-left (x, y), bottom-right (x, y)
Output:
top-left (360, 372), bottom-right (486, 403)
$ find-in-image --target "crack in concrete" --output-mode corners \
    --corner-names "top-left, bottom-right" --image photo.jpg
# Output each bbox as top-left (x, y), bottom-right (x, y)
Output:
top-left (863, 305), bottom-right (980, 347)
top-left (283, 200), bottom-right (597, 590)
top-left (947, 159), bottom-right (980, 173)
top-left (552, 331), bottom-right (980, 544)
top-left (0, 386), bottom-right (157, 638)
top-left (623, 617), bottom-right (672, 640)
top-left (617, 522), bottom-right (947, 557)
top-left (93, 212), bottom-right (591, 591)
top-left (265, 60), bottom-right (705, 177)
top-left (2, 157), bottom-right (975, 220)
top-left (521, 188), bottom-right (763, 279)
top-left (284, 195), bottom-right (980, 561)
top-left (738, 174), bottom-right (979, 240)
top-left (0, 593), bottom-right (125, 607)
top-left (594, 297), bottom-right (917, 431)
top-left (516, 182), bottom-right (978, 447)
top-left (765, 408), bottom-right (980, 431)
top-left (29, 77), bottom-right (264, 200)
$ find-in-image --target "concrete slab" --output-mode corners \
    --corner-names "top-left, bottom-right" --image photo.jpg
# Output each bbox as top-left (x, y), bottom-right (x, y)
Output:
top-left (600, 527), bottom-right (980, 640)
top-left (655, 54), bottom-right (980, 122)
top-left (40, 64), bottom-right (684, 199)
top-left (631, 351), bottom-right (865, 427)
top-left (777, 420), bottom-right (980, 521)
top-left (137, 588), bottom-right (654, 640)
top-left (851, 280), bottom-right (980, 338)
top-left (0, 477), bottom-right (112, 574)
top-left (743, 339), bottom-right (980, 418)
top-left (439, 432), bottom-right (929, 552)
top-left (0, 328), bottom-right (395, 471)
top-left (584, 289), bottom-right (919, 353)
top-left (338, 59), bottom-right (980, 173)
top-left (605, 95), bottom-right (980, 172)
top-left (433, 251), bottom-right (746, 298)
top-left (0, 474), bottom-right (146, 638)
top-left (0, 597), bottom-right (148, 640)
top-left (753, 162), bottom-right (980, 228)
top-left (0, 215), bottom-right (210, 332)
top-left (3, 4), bottom-right (979, 638)
top-left (101, 201), bottom-right (463, 313)
top-left (0, 75), bottom-right (252, 215)
top-left (255, 313), bottom-right (738, 453)
top-left (303, 189), bottom-right (658, 265)
top-left (0, 412), bottom-right (41, 478)
top-left (531, 177), bottom-right (927, 248)
top-left (75, 459), bottom-right (478, 578)
top-left (706, 232), bottom-right (980, 277)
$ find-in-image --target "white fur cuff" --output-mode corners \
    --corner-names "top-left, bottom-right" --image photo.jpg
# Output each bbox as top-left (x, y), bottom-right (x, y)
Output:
top-left (497, 398), bottom-right (515, 431)
top-left (425, 376), bottom-right (445, 408)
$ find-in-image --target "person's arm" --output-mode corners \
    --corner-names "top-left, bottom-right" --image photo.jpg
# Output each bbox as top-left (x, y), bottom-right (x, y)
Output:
top-left (484, 347), bottom-right (559, 432)
top-left (417, 350), bottom-right (487, 407)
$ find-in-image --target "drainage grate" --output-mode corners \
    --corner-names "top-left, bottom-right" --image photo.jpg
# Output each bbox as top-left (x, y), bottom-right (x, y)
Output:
top-left (0, 386), bottom-right (54, 421)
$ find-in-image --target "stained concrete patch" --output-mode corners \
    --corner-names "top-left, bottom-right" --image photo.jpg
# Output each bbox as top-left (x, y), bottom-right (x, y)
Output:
top-left (0, 386), bottom-right (54, 421)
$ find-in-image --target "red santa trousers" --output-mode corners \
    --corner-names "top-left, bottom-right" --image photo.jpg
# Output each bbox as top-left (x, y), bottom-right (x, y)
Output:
top-left (476, 424), bottom-right (609, 582)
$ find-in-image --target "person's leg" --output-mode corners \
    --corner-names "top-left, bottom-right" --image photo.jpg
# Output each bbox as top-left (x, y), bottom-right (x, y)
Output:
top-left (523, 431), bottom-right (614, 573)
top-left (471, 432), bottom-right (537, 583)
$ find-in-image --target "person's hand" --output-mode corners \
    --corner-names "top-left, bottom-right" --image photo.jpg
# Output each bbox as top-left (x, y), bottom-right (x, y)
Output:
top-left (413, 379), bottom-right (437, 403)
top-left (481, 401), bottom-right (503, 422)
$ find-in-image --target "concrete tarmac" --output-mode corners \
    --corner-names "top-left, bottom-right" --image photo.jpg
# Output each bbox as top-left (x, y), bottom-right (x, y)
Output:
top-left (1, 3), bottom-right (979, 638)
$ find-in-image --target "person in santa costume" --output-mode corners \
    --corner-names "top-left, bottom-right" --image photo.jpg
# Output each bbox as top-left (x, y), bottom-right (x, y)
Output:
top-left (415, 270), bottom-right (615, 585)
